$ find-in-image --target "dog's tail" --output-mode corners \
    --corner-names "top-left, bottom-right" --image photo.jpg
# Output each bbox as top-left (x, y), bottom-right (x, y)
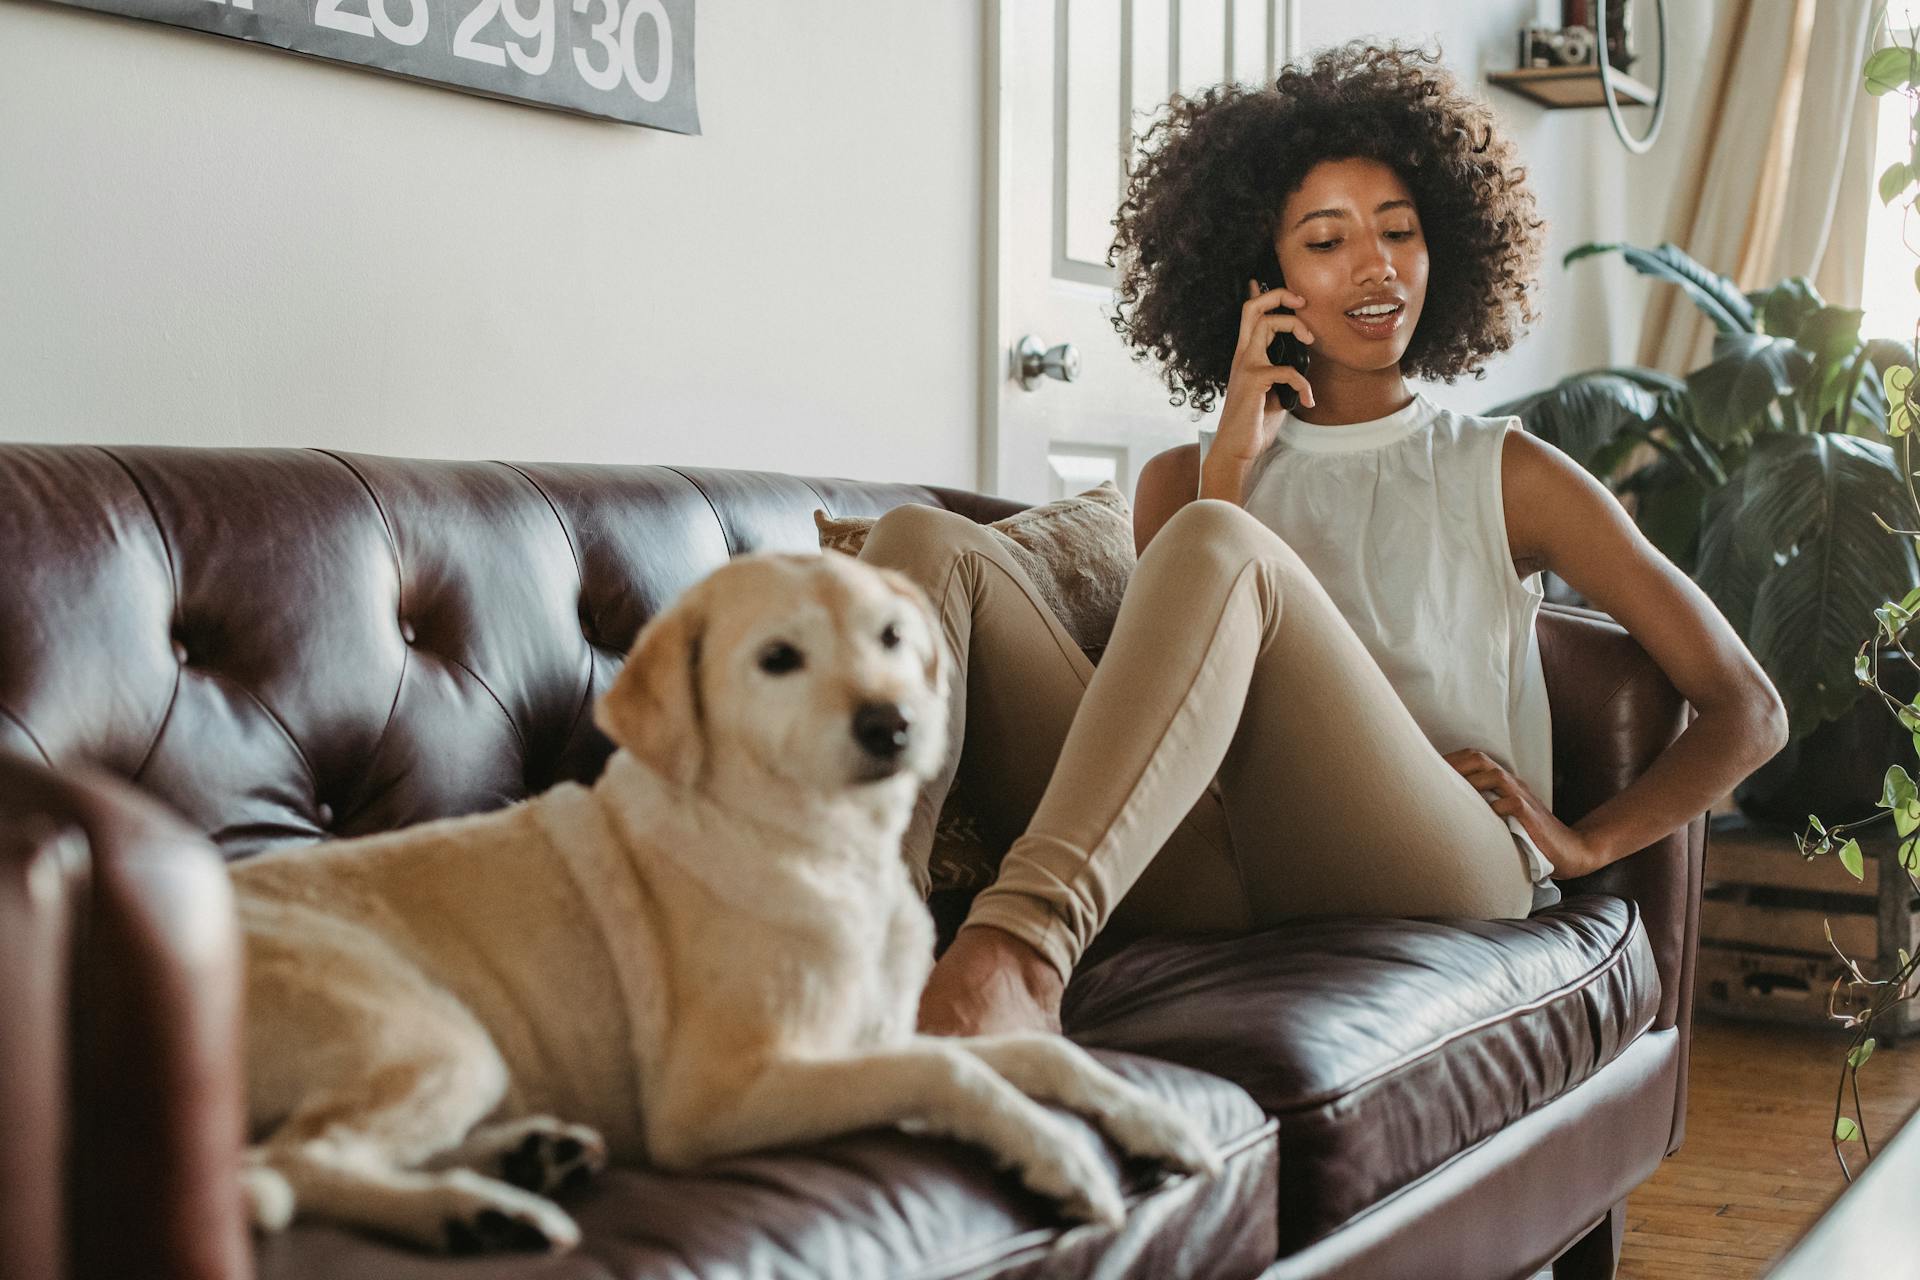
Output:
top-left (241, 1155), bottom-right (295, 1233)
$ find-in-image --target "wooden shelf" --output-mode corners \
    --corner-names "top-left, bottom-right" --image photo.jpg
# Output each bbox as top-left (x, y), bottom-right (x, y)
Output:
top-left (1487, 65), bottom-right (1657, 110)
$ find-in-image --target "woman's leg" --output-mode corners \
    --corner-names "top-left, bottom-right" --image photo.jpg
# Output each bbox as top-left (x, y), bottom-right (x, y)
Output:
top-left (854, 503), bottom-right (1236, 903)
top-left (966, 499), bottom-right (1537, 984)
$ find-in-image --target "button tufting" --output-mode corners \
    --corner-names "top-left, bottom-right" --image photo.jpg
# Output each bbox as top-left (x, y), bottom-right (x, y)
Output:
top-left (315, 803), bottom-right (334, 827)
top-left (399, 620), bottom-right (418, 645)
top-left (170, 638), bottom-right (189, 665)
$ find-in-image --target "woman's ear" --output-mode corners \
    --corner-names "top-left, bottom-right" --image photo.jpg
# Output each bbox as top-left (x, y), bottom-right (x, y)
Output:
top-left (595, 591), bottom-right (709, 790)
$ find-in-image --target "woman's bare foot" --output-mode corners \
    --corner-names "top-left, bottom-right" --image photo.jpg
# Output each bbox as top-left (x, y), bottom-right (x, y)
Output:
top-left (917, 924), bottom-right (1066, 1037)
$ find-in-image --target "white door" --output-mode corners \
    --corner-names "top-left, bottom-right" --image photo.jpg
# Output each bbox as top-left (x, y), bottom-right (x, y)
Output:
top-left (983, 0), bottom-right (1300, 503)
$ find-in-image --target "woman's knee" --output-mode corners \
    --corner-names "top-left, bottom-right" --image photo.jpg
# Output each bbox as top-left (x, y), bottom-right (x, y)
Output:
top-left (858, 503), bottom-right (996, 573)
top-left (1146, 499), bottom-right (1306, 579)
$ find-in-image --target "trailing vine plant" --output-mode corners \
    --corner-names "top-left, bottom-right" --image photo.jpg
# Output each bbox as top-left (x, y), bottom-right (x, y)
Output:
top-left (1799, 10), bottom-right (1920, 1178)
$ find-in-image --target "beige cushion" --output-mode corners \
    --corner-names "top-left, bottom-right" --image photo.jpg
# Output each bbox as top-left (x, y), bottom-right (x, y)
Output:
top-left (812, 482), bottom-right (1137, 893)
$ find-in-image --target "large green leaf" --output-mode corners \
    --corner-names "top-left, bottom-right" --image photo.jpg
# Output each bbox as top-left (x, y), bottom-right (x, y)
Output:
top-left (1485, 372), bottom-right (1660, 472)
top-left (1818, 343), bottom-right (1890, 440)
top-left (1869, 338), bottom-right (1919, 376)
top-left (1565, 241), bottom-right (1756, 334)
top-left (1686, 333), bottom-right (1813, 442)
top-left (1618, 453), bottom-right (1711, 571)
top-left (1697, 433), bottom-right (1920, 738)
top-left (1799, 306), bottom-right (1866, 368)
top-left (1752, 278), bottom-right (1825, 340)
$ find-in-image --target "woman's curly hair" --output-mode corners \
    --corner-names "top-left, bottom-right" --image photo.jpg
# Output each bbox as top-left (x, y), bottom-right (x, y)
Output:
top-left (1109, 41), bottom-right (1546, 417)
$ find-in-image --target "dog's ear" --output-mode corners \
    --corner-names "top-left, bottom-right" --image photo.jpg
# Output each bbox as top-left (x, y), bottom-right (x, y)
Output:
top-left (870, 567), bottom-right (946, 695)
top-left (595, 591), bottom-right (709, 789)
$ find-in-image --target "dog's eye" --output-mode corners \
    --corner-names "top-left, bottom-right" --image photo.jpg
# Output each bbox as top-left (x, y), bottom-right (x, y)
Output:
top-left (879, 622), bottom-right (901, 649)
top-left (758, 642), bottom-right (805, 675)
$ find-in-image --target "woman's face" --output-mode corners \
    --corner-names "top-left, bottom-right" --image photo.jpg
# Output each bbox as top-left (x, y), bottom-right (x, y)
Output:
top-left (1271, 157), bottom-right (1429, 375)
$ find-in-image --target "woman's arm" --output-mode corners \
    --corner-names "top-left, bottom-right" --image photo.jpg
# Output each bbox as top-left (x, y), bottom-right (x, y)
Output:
top-left (1496, 429), bottom-right (1789, 876)
top-left (1133, 444), bottom-right (1202, 555)
top-left (1134, 441), bottom-right (1256, 558)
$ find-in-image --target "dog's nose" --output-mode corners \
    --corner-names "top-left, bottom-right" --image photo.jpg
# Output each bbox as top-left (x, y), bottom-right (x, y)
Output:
top-left (852, 701), bottom-right (911, 758)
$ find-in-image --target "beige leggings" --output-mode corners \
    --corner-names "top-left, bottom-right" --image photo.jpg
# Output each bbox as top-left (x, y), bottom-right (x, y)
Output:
top-left (856, 497), bottom-right (1537, 984)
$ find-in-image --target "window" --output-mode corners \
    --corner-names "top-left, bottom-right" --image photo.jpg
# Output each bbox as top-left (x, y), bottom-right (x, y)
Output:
top-left (1863, 55), bottom-right (1918, 344)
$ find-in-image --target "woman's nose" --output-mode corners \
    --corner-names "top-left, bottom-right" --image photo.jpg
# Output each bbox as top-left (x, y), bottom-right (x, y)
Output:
top-left (1353, 240), bottom-right (1396, 285)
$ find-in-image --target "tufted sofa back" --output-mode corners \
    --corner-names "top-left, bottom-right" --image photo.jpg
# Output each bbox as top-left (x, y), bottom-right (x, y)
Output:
top-left (0, 445), bottom-right (1019, 859)
top-left (1, 441), bottom-right (1705, 1154)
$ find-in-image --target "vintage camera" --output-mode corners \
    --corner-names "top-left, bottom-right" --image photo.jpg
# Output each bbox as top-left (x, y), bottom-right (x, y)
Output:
top-left (1521, 25), bottom-right (1596, 68)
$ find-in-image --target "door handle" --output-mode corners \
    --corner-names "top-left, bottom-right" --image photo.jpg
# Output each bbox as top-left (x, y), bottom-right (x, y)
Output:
top-left (1014, 335), bottom-right (1081, 390)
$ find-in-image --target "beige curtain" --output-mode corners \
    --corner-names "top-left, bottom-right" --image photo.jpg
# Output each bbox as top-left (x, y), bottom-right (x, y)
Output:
top-left (1638, 0), bottom-right (1880, 375)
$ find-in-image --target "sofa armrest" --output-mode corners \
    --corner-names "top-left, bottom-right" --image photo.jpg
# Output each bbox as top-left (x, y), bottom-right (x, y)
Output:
top-left (0, 752), bottom-right (254, 1280)
top-left (1537, 604), bottom-right (1706, 1150)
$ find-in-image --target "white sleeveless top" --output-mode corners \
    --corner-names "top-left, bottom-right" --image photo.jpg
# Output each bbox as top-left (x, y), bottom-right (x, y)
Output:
top-left (1199, 393), bottom-right (1561, 912)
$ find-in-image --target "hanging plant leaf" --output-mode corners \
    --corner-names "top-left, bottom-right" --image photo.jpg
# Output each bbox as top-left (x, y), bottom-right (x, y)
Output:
top-left (1883, 160), bottom-right (1915, 205)
top-left (1699, 433), bottom-right (1920, 738)
top-left (1565, 241), bottom-right (1756, 335)
top-left (1887, 365), bottom-right (1916, 438)
top-left (1686, 334), bottom-right (1814, 442)
top-left (1865, 45), bottom-right (1920, 96)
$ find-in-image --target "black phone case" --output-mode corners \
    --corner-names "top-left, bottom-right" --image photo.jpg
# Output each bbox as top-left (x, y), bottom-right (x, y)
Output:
top-left (1260, 279), bottom-right (1309, 412)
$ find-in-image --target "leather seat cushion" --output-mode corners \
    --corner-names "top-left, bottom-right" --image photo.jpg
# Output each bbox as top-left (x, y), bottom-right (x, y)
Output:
top-left (1060, 894), bottom-right (1659, 1250)
top-left (254, 1051), bottom-right (1278, 1280)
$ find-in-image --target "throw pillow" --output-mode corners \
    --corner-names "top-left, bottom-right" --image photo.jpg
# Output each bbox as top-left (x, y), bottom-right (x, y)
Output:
top-left (812, 480), bottom-right (1135, 652)
top-left (812, 481), bottom-right (1137, 894)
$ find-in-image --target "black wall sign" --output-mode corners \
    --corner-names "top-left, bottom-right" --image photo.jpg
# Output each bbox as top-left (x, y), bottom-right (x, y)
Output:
top-left (48, 0), bottom-right (700, 133)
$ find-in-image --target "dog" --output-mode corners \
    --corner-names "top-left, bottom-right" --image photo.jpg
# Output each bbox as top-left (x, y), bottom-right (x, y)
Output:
top-left (234, 547), bottom-right (1219, 1253)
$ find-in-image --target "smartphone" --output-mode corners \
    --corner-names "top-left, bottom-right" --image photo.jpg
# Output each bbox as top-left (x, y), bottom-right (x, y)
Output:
top-left (1259, 268), bottom-right (1309, 412)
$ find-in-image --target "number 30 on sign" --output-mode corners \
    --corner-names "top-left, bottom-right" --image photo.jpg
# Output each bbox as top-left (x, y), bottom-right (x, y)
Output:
top-left (50, 0), bottom-right (701, 133)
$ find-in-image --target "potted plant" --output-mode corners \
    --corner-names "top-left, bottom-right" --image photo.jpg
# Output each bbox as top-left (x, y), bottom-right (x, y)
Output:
top-left (1487, 244), bottom-right (1920, 825)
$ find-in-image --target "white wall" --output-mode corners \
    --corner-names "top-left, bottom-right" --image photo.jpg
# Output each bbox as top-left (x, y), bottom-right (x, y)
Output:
top-left (0, 0), bottom-right (983, 486)
top-left (0, 0), bottom-right (1721, 489)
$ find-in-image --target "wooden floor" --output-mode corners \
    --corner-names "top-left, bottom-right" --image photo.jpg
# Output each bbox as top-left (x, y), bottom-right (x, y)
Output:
top-left (1617, 1015), bottom-right (1920, 1278)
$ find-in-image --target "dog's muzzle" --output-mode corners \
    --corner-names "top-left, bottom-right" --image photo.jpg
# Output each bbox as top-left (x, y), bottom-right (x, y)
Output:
top-left (852, 701), bottom-right (912, 775)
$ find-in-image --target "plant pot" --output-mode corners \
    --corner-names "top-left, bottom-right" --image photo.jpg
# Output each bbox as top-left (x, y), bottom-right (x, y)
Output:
top-left (1735, 651), bottom-right (1920, 831)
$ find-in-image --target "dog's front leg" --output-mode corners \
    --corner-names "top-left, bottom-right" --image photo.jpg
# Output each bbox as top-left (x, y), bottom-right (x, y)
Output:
top-left (649, 1043), bottom-right (1126, 1225)
top-left (955, 1034), bottom-right (1221, 1176)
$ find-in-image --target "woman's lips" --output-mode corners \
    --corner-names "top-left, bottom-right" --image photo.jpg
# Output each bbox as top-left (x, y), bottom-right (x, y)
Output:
top-left (1343, 304), bottom-right (1405, 340)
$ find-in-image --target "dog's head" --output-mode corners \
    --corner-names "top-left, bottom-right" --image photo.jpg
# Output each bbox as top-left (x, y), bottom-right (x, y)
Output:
top-left (594, 551), bottom-right (950, 796)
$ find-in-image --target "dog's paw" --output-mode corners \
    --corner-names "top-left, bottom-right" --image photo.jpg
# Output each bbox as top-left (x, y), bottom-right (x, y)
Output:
top-left (436, 1173), bottom-right (581, 1255)
top-left (1009, 1121), bottom-right (1126, 1228)
top-left (1100, 1100), bottom-right (1222, 1178)
top-left (241, 1165), bottom-right (295, 1233)
top-left (495, 1119), bottom-right (609, 1196)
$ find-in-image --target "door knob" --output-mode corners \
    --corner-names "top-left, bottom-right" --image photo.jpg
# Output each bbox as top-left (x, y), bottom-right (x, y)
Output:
top-left (1014, 335), bottom-right (1081, 390)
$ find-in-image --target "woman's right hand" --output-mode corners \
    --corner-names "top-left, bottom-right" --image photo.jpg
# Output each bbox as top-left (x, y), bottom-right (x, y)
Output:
top-left (1211, 279), bottom-right (1316, 465)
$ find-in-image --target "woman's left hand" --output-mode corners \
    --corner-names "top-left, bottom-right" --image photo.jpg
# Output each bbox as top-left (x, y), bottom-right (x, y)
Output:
top-left (1442, 748), bottom-right (1607, 879)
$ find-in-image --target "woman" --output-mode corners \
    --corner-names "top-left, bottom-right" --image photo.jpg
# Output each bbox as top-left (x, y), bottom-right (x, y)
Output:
top-left (859, 42), bottom-right (1787, 1038)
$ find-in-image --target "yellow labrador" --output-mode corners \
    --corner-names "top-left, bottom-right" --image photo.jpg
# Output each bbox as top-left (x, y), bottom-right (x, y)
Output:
top-left (236, 547), bottom-right (1218, 1254)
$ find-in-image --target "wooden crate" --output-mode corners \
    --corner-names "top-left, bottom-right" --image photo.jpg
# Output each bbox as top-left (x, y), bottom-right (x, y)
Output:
top-left (1696, 814), bottom-right (1920, 1040)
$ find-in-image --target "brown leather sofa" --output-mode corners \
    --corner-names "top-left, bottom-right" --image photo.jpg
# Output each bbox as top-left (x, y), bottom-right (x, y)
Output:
top-left (0, 444), bottom-right (1705, 1280)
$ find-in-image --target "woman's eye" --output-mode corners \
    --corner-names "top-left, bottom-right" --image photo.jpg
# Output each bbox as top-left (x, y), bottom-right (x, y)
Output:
top-left (1306, 240), bottom-right (1338, 251)
top-left (879, 622), bottom-right (901, 649)
top-left (759, 642), bottom-right (804, 675)
top-left (1386, 229), bottom-right (1417, 240)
